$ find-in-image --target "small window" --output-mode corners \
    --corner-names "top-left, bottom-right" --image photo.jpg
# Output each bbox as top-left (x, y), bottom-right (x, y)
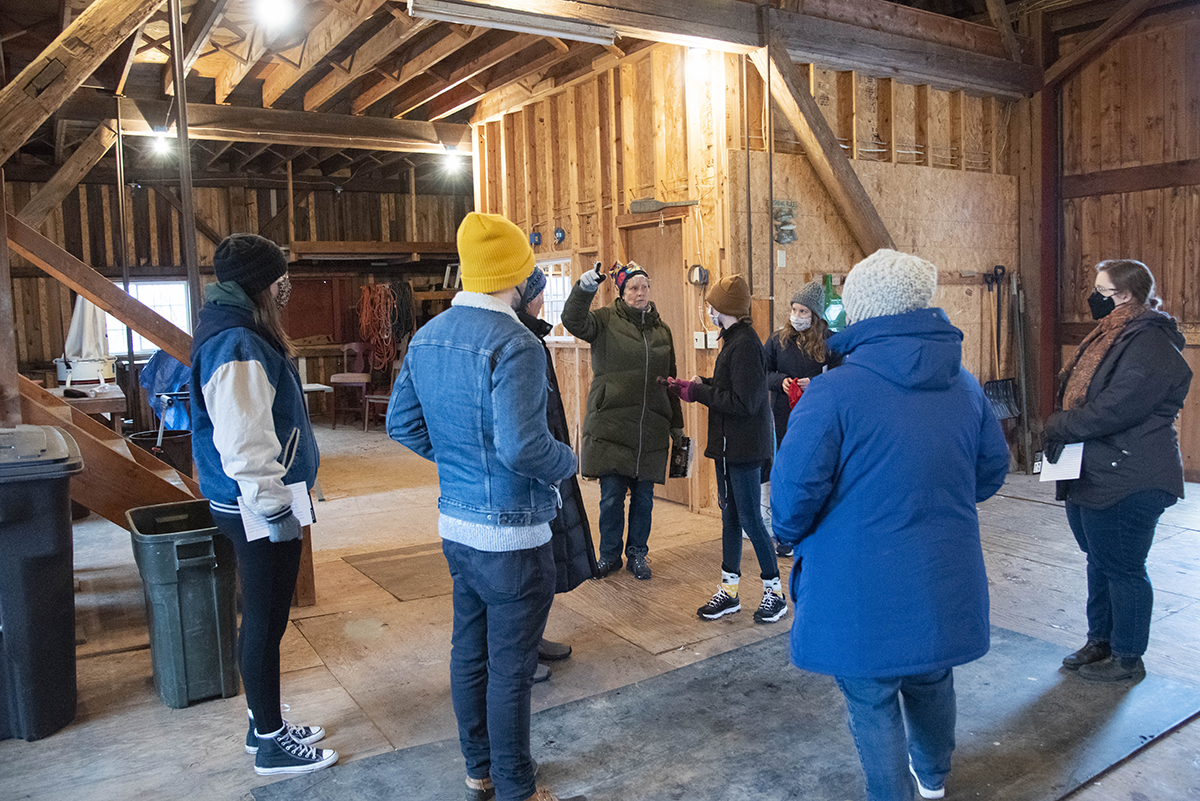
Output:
top-left (538, 258), bottom-right (572, 339)
top-left (105, 281), bottom-right (192, 355)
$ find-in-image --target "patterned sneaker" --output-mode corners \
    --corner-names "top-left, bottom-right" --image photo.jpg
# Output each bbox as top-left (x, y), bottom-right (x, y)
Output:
top-left (753, 590), bottom-right (788, 624)
top-left (697, 589), bottom-right (741, 620)
top-left (254, 728), bottom-right (338, 775)
top-left (246, 710), bottom-right (325, 754)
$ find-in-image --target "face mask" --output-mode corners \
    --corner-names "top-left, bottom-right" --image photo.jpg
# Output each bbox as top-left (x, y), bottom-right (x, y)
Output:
top-left (274, 275), bottom-right (292, 309)
top-left (709, 307), bottom-right (722, 327)
top-left (1087, 290), bottom-right (1115, 320)
top-left (790, 315), bottom-right (811, 331)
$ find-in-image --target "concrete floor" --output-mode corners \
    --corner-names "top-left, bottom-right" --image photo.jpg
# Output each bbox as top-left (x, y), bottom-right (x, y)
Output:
top-left (1, 424), bottom-right (1198, 801)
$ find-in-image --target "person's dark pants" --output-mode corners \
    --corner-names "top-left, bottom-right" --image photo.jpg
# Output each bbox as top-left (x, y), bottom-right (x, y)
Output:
top-left (835, 669), bottom-right (956, 801)
top-left (443, 539), bottom-right (555, 801)
top-left (717, 460), bottom-right (779, 580)
top-left (1065, 489), bottom-right (1175, 658)
top-left (212, 509), bottom-right (302, 735)
top-left (598, 474), bottom-right (654, 562)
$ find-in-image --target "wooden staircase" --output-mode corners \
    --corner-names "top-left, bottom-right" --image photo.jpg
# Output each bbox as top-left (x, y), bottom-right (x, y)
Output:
top-left (18, 375), bottom-right (199, 527)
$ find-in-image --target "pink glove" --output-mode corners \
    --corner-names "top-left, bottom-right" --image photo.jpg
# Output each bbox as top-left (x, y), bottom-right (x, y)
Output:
top-left (660, 376), bottom-right (700, 403)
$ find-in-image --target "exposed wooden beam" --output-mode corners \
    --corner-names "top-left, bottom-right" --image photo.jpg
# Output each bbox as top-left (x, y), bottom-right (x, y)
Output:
top-left (392, 31), bottom-right (530, 118)
top-left (232, 141), bottom-right (272, 170)
top-left (750, 33), bottom-right (893, 257)
top-left (262, 0), bottom-right (390, 107)
top-left (1042, 0), bottom-right (1155, 89)
top-left (108, 23), bottom-right (145, 94)
top-left (163, 0), bottom-right (230, 95)
top-left (290, 240), bottom-right (457, 257)
top-left (213, 21), bottom-right (287, 103)
top-left (6, 213), bottom-right (192, 365)
top-left (0, 0), bottom-right (164, 167)
top-left (0, 174), bottom-right (18, 426)
top-left (150, 184), bottom-right (224, 244)
top-left (984, 0), bottom-right (1023, 61)
top-left (425, 38), bottom-right (579, 121)
top-left (1061, 157), bottom-right (1200, 199)
top-left (17, 120), bottom-right (117, 228)
top-left (2, 161), bottom-right (415, 193)
top-left (61, 90), bottom-right (474, 153)
top-left (304, 15), bottom-right (434, 110)
top-left (199, 139), bottom-right (234, 171)
top-left (350, 25), bottom-right (487, 115)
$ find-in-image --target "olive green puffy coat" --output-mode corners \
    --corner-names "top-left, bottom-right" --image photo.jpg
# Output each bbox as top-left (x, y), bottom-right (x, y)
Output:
top-left (562, 283), bottom-right (684, 483)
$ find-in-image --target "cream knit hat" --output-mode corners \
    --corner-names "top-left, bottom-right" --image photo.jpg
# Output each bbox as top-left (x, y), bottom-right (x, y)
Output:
top-left (842, 249), bottom-right (938, 323)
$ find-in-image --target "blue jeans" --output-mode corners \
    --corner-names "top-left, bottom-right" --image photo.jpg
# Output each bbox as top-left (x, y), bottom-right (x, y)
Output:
top-left (1065, 490), bottom-right (1174, 658)
top-left (717, 460), bottom-right (779, 580)
top-left (835, 669), bottom-right (956, 801)
top-left (443, 539), bottom-right (555, 801)
top-left (598, 474), bottom-right (654, 562)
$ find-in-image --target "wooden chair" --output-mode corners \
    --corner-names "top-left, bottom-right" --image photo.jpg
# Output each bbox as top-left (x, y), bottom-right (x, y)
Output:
top-left (364, 359), bottom-right (402, 432)
top-left (329, 343), bottom-right (370, 429)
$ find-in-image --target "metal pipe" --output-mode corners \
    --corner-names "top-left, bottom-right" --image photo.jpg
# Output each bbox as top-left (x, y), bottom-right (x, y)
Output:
top-left (743, 53), bottom-right (752, 297)
top-left (167, 0), bottom-right (202, 325)
top-left (115, 103), bottom-right (136, 373)
top-left (765, 9), bottom-right (776, 328)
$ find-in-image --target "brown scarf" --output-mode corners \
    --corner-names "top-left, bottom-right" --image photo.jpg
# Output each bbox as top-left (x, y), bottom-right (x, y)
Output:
top-left (1060, 302), bottom-right (1144, 410)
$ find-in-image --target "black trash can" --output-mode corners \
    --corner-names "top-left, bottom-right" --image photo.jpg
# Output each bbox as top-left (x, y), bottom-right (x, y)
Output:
top-left (0, 425), bottom-right (84, 741)
top-left (127, 500), bottom-right (239, 709)
top-left (128, 430), bottom-right (193, 477)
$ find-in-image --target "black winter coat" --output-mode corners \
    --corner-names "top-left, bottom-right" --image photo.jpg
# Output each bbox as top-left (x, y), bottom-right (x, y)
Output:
top-left (1046, 308), bottom-right (1192, 509)
top-left (764, 331), bottom-right (833, 446)
top-left (694, 321), bottom-right (774, 466)
top-left (519, 311), bottom-right (598, 592)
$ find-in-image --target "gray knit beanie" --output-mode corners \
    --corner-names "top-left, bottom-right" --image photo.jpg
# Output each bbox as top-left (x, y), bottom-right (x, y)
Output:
top-left (791, 281), bottom-right (825, 317)
top-left (214, 233), bottom-right (288, 297)
top-left (842, 249), bottom-right (937, 323)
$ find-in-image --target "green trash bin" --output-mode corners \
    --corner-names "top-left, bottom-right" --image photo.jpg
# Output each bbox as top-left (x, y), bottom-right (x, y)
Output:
top-left (127, 500), bottom-right (239, 709)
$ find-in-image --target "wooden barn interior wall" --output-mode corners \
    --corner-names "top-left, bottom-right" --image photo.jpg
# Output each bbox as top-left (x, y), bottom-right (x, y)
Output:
top-left (6, 180), bottom-right (471, 419)
top-left (474, 44), bottom-right (1019, 514)
top-left (1056, 4), bottom-right (1200, 481)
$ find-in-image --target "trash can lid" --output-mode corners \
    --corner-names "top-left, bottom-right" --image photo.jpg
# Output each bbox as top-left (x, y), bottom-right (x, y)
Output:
top-left (0, 425), bottom-right (84, 482)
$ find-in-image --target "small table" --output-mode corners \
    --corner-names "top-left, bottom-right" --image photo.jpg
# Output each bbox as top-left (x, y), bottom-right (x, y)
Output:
top-left (48, 386), bottom-right (127, 435)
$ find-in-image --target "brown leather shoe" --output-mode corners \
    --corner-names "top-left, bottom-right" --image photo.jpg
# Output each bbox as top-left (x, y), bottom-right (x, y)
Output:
top-left (1062, 640), bottom-right (1110, 670)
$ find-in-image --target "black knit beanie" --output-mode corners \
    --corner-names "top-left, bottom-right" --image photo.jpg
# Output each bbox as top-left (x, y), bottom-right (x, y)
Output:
top-left (214, 234), bottom-right (288, 297)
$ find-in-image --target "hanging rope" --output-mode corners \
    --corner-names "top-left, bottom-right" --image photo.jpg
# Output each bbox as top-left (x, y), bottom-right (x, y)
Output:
top-left (392, 280), bottom-right (416, 341)
top-left (359, 283), bottom-right (398, 372)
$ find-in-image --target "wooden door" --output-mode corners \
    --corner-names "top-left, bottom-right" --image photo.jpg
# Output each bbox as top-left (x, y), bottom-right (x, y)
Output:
top-left (622, 219), bottom-right (690, 507)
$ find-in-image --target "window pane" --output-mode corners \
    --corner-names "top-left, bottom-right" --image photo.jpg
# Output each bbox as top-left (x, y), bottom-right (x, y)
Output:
top-left (105, 281), bottom-right (191, 355)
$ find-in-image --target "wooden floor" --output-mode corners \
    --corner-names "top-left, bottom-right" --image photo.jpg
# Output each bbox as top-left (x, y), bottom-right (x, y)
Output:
top-left (1, 424), bottom-right (1198, 801)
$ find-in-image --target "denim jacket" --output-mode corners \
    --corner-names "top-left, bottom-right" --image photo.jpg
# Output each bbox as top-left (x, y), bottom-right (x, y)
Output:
top-left (387, 292), bottom-right (577, 533)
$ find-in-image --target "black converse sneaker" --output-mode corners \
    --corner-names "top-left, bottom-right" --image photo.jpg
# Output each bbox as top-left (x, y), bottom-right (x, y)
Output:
top-left (245, 710), bottom-right (325, 754)
top-left (753, 590), bottom-right (788, 624)
top-left (697, 588), bottom-right (741, 620)
top-left (254, 728), bottom-right (338, 775)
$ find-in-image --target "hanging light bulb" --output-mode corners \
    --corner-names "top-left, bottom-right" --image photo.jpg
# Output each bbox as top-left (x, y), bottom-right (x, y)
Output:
top-left (256, 0), bottom-right (297, 30)
top-left (443, 148), bottom-right (462, 173)
top-left (687, 46), bottom-right (709, 82)
top-left (151, 129), bottom-right (171, 155)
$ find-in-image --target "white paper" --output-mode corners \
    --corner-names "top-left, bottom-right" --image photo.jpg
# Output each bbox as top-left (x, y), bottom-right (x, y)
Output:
top-left (1040, 442), bottom-right (1083, 482)
top-left (239, 481), bottom-right (315, 541)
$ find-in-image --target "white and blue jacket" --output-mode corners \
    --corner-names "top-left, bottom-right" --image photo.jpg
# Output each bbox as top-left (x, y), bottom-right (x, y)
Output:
top-left (190, 282), bottom-right (318, 524)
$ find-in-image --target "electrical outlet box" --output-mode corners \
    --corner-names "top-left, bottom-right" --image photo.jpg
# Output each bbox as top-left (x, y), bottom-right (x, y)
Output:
top-left (694, 331), bottom-right (706, 349)
top-left (706, 330), bottom-right (720, 348)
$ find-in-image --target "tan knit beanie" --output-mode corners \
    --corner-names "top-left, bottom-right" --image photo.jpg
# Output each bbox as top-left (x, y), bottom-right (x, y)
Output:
top-left (706, 275), bottom-right (751, 318)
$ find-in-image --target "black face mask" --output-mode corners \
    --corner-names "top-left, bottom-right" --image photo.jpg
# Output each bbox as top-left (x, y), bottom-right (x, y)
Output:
top-left (1087, 290), bottom-right (1115, 320)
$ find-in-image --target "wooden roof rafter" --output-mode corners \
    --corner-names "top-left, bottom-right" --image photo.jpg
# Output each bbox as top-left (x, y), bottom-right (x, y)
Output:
top-left (162, 0), bottom-right (230, 94)
top-left (348, 23), bottom-right (486, 114)
top-left (390, 28), bottom-right (533, 118)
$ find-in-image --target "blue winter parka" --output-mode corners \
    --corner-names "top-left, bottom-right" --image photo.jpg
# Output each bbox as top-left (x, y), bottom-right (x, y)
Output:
top-left (770, 308), bottom-right (1009, 679)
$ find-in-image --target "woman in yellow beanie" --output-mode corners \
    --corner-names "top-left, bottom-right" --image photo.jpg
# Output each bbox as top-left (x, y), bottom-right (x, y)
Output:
top-left (561, 261), bottom-right (684, 581)
top-left (663, 275), bottom-right (786, 624)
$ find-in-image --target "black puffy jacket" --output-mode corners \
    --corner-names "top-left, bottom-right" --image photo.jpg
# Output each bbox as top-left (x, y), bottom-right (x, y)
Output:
top-left (1046, 309), bottom-right (1192, 509)
top-left (764, 330), bottom-right (835, 446)
top-left (694, 321), bottom-right (774, 466)
top-left (519, 311), bottom-right (597, 592)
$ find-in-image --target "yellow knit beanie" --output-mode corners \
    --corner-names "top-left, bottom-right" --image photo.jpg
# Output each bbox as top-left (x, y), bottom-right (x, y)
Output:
top-left (456, 212), bottom-right (535, 294)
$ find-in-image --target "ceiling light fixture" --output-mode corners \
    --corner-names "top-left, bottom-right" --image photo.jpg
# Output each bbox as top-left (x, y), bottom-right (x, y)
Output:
top-left (407, 0), bottom-right (617, 46)
top-left (443, 146), bottom-right (463, 173)
top-left (151, 128), bottom-right (171, 155)
top-left (257, 0), bottom-right (297, 30)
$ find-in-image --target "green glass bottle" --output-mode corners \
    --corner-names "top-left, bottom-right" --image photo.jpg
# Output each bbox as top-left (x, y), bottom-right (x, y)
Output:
top-left (823, 274), bottom-right (847, 332)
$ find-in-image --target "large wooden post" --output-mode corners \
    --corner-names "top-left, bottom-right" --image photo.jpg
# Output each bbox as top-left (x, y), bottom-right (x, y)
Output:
top-left (0, 174), bottom-right (20, 427)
